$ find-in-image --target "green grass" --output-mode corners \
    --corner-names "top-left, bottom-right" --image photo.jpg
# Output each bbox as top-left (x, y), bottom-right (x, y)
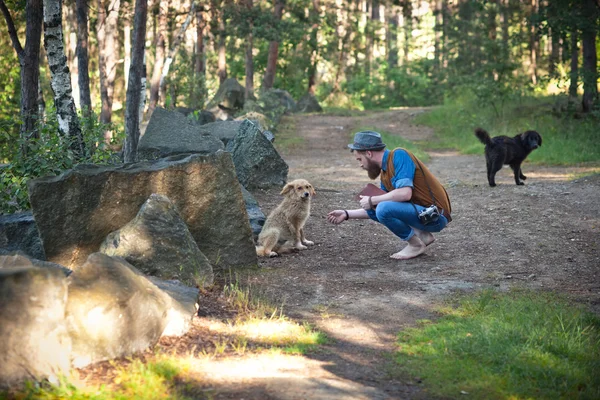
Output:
top-left (415, 94), bottom-right (600, 165)
top-left (393, 289), bottom-right (600, 400)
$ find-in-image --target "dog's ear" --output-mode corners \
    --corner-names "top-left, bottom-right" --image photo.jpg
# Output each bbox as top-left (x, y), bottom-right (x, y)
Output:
top-left (537, 133), bottom-right (542, 146)
top-left (308, 184), bottom-right (316, 197)
top-left (280, 183), bottom-right (294, 196)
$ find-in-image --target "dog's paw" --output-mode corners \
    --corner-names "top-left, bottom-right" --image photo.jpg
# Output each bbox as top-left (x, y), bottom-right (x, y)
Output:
top-left (268, 251), bottom-right (279, 257)
top-left (303, 240), bottom-right (314, 246)
top-left (516, 181), bottom-right (525, 186)
top-left (295, 244), bottom-right (308, 251)
top-left (521, 175), bottom-right (527, 180)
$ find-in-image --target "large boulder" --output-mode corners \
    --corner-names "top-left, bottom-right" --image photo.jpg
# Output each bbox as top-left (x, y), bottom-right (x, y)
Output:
top-left (66, 253), bottom-right (172, 368)
top-left (295, 93), bottom-right (323, 113)
top-left (0, 250), bottom-right (71, 276)
top-left (100, 194), bottom-right (213, 287)
top-left (0, 212), bottom-right (46, 260)
top-left (138, 107), bottom-right (224, 161)
top-left (28, 151), bottom-right (257, 269)
top-left (240, 186), bottom-right (266, 239)
top-left (0, 262), bottom-right (71, 388)
top-left (257, 89), bottom-right (296, 124)
top-left (199, 120), bottom-right (244, 147)
top-left (229, 120), bottom-right (288, 189)
top-left (148, 277), bottom-right (199, 337)
top-left (207, 78), bottom-right (245, 110)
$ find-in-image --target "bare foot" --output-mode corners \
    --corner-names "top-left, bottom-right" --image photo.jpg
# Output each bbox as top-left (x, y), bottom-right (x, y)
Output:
top-left (390, 236), bottom-right (426, 260)
top-left (413, 228), bottom-right (435, 246)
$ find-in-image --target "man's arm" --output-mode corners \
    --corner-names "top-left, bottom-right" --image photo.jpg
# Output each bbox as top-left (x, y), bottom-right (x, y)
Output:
top-left (359, 187), bottom-right (412, 209)
top-left (327, 208), bottom-right (370, 224)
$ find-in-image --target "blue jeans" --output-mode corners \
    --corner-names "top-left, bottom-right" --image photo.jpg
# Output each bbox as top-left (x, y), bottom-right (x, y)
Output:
top-left (367, 201), bottom-right (448, 241)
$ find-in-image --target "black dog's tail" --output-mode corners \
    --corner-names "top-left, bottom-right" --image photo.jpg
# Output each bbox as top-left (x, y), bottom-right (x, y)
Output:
top-left (474, 128), bottom-right (492, 145)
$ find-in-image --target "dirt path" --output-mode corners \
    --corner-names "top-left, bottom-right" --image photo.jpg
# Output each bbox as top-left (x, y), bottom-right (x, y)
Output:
top-left (236, 109), bottom-right (600, 399)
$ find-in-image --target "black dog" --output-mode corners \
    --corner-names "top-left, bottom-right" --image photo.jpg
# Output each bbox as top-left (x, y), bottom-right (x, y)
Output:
top-left (475, 128), bottom-right (542, 187)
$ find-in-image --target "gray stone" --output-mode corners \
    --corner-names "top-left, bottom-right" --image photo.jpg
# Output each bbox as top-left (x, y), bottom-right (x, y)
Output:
top-left (240, 186), bottom-right (266, 239)
top-left (198, 120), bottom-right (244, 147)
top-left (0, 251), bottom-right (71, 276)
top-left (148, 277), bottom-right (199, 337)
top-left (100, 194), bottom-right (213, 287)
top-left (295, 93), bottom-right (323, 113)
top-left (257, 89), bottom-right (296, 124)
top-left (190, 110), bottom-right (217, 125)
top-left (0, 212), bottom-right (46, 260)
top-left (229, 120), bottom-right (288, 189)
top-left (28, 151), bottom-right (257, 269)
top-left (138, 107), bottom-right (224, 161)
top-left (0, 264), bottom-right (71, 388)
top-left (207, 78), bottom-right (245, 110)
top-left (66, 253), bottom-right (172, 368)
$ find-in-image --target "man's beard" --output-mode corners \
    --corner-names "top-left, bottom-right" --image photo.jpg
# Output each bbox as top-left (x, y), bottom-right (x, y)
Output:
top-left (365, 159), bottom-right (381, 180)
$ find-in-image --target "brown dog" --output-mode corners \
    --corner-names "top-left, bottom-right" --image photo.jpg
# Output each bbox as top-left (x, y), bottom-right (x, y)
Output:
top-left (256, 179), bottom-right (315, 257)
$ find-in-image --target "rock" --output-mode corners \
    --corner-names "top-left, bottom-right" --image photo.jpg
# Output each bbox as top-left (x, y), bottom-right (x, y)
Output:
top-left (138, 107), bottom-right (224, 161)
top-left (234, 111), bottom-right (274, 131)
top-left (199, 120), bottom-right (245, 147)
top-left (207, 78), bottom-right (245, 110)
top-left (190, 109), bottom-right (217, 125)
top-left (0, 264), bottom-right (71, 388)
top-left (257, 89), bottom-right (296, 124)
top-left (28, 151), bottom-right (257, 269)
top-left (229, 120), bottom-right (288, 189)
top-left (66, 253), bottom-right (172, 368)
top-left (0, 251), bottom-right (71, 276)
top-left (295, 93), bottom-right (323, 113)
top-left (0, 212), bottom-right (46, 260)
top-left (240, 186), bottom-right (266, 239)
top-left (148, 277), bottom-right (199, 337)
top-left (100, 194), bottom-right (213, 287)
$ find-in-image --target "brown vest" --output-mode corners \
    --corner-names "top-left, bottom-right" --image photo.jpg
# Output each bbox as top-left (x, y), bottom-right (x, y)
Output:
top-left (380, 148), bottom-right (452, 222)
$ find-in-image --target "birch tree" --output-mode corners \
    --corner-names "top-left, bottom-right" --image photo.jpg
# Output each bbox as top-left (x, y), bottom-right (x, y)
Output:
top-left (123, 0), bottom-right (147, 162)
top-left (43, 0), bottom-right (86, 158)
top-left (97, 0), bottom-right (120, 132)
top-left (1, 0), bottom-right (43, 152)
top-left (147, 0), bottom-right (168, 115)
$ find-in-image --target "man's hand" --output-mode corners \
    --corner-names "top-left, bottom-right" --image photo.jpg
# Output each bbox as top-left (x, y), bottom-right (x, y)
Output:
top-left (327, 210), bottom-right (346, 224)
top-left (359, 195), bottom-right (372, 210)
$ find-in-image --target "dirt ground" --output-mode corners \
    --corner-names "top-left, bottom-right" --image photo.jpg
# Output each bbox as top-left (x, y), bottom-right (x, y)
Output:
top-left (72, 109), bottom-right (599, 400)
top-left (240, 109), bottom-right (600, 399)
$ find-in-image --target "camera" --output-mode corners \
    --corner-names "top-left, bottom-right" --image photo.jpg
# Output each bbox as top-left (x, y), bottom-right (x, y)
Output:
top-left (418, 205), bottom-right (440, 225)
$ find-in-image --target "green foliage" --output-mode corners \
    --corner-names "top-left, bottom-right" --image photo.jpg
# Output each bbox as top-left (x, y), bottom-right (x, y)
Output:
top-left (416, 90), bottom-right (600, 165)
top-left (0, 110), bottom-right (122, 214)
top-left (394, 289), bottom-right (600, 399)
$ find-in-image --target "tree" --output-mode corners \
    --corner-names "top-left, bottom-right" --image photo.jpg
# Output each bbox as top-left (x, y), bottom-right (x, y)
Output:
top-left (1, 0), bottom-right (43, 152)
top-left (97, 0), bottom-right (121, 133)
top-left (76, 0), bottom-right (92, 116)
top-left (123, 0), bottom-right (147, 163)
top-left (43, 0), bottom-right (86, 158)
top-left (262, 0), bottom-right (284, 91)
top-left (148, 0), bottom-right (168, 116)
top-left (244, 0), bottom-right (254, 99)
top-left (580, 0), bottom-right (598, 113)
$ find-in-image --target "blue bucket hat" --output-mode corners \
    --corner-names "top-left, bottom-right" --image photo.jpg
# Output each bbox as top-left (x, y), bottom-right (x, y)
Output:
top-left (348, 131), bottom-right (386, 151)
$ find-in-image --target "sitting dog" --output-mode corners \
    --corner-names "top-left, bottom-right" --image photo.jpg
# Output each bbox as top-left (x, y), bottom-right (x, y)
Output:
top-left (475, 128), bottom-right (542, 187)
top-left (256, 179), bottom-right (315, 257)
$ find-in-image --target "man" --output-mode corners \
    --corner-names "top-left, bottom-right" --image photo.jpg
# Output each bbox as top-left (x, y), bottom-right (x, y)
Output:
top-left (327, 131), bottom-right (452, 260)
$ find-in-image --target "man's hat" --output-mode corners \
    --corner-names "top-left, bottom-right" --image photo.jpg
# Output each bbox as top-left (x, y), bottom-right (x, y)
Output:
top-left (348, 131), bottom-right (386, 151)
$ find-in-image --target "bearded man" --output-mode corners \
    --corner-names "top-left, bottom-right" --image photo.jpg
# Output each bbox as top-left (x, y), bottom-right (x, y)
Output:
top-left (327, 131), bottom-right (452, 260)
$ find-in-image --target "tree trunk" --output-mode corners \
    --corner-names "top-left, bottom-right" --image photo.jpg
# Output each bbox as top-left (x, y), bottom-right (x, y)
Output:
top-left (124, 2), bottom-right (132, 89)
top-left (157, 0), bottom-right (196, 105)
top-left (569, 29), bottom-right (578, 99)
top-left (529, 0), bottom-right (538, 85)
top-left (549, 27), bottom-right (560, 76)
top-left (262, 0), bottom-right (284, 91)
top-left (43, 0), bottom-right (86, 158)
top-left (97, 0), bottom-right (121, 130)
top-left (402, 0), bottom-right (412, 65)
top-left (213, 0), bottom-right (227, 84)
top-left (147, 0), bottom-right (168, 116)
top-left (433, 0), bottom-right (441, 72)
top-left (195, 7), bottom-right (205, 76)
top-left (1, 0), bottom-right (43, 151)
top-left (581, 0), bottom-right (598, 113)
top-left (306, 0), bottom-right (320, 95)
top-left (76, 0), bottom-right (92, 116)
top-left (123, 0), bottom-right (148, 163)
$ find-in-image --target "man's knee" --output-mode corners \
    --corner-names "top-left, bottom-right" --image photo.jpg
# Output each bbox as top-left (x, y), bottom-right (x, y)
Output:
top-left (375, 201), bottom-right (398, 220)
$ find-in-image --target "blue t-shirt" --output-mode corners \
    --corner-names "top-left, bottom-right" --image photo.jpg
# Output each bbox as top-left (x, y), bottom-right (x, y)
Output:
top-left (380, 149), bottom-right (416, 191)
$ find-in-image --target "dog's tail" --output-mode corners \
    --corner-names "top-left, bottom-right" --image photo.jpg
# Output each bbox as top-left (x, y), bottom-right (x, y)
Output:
top-left (474, 128), bottom-right (492, 145)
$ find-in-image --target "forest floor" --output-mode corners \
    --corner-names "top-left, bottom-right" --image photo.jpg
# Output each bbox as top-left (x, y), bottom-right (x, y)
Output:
top-left (79, 109), bottom-right (600, 400)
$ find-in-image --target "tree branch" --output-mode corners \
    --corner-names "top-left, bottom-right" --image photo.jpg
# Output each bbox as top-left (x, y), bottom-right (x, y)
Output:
top-left (0, 0), bottom-right (24, 57)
